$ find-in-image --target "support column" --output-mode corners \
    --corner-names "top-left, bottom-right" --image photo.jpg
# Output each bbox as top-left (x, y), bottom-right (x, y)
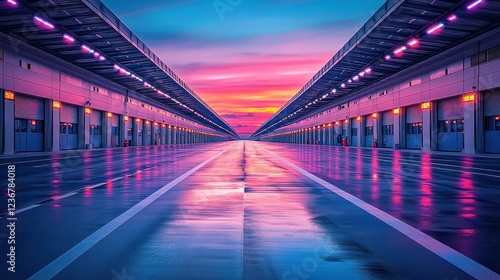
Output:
top-left (105, 114), bottom-right (112, 148)
top-left (120, 116), bottom-right (127, 147)
top-left (464, 98), bottom-right (476, 154)
top-left (52, 101), bottom-right (60, 152)
top-left (346, 120), bottom-right (352, 146)
top-left (83, 108), bottom-right (90, 149)
top-left (373, 114), bottom-right (380, 147)
top-left (358, 117), bottom-right (364, 147)
top-left (44, 100), bottom-right (54, 152)
top-left (3, 93), bottom-right (15, 155)
top-left (394, 112), bottom-right (401, 149)
top-left (422, 105), bottom-right (432, 152)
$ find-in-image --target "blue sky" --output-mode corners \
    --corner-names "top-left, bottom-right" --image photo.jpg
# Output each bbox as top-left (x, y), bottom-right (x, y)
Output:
top-left (101, 0), bottom-right (386, 136)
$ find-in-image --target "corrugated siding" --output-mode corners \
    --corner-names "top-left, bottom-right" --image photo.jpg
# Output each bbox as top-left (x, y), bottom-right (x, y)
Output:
top-left (484, 90), bottom-right (500, 116)
top-left (438, 97), bottom-right (463, 120)
top-left (382, 111), bottom-right (394, 125)
top-left (90, 110), bottom-right (101, 125)
top-left (406, 105), bottom-right (422, 123)
top-left (15, 94), bottom-right (44, 120)
top-left (61, 103), bottom-right (78, 123)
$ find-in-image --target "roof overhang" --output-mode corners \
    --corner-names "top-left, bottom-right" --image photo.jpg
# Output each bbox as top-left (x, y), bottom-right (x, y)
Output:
top-left (252, 0), bottom-right (500, 138)
top-left (0, 0), bottom-right (238, 137)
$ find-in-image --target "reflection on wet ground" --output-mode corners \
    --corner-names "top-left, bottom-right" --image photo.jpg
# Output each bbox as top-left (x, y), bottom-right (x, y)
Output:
top-left (0, 141), bottom-right (498, 279)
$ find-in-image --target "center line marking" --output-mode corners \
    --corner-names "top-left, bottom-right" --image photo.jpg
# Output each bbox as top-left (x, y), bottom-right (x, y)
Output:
top-left (28, 146), bottom-right (231, 280)
top-left (259, 145), bottom-right (500, 280)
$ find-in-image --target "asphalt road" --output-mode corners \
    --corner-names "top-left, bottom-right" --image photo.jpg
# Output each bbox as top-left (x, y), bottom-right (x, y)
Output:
top-left (0, 141), bottom-right (499, 279)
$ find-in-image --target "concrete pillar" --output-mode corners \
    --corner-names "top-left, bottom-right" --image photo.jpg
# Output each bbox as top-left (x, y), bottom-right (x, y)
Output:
top-left (394, 112), bottom-right (401, 149)
top-left (104, 114), bottom-right (112, 148)
top-left (83, 109), bottom-right (90, 149)
top-left (422, 106), bottom-right (432, 152)
top-left (476, 92), bottom-right (484, 154)
top-left (44, 100), bottom-right (53, 152)
top-left (358, 117), bottom-right (364, 147)
top-left (3, 96), bottom-right (15, 155)
top-left (143, 122), bottom-right (148, 145)
top-left (464, 99), bottom-right (476, 154)
top-left (52, 101), bottom-right (60, 152)
top-left (400, 108), bottom-right (407, 149)
top-left (346, 121), bottom-right (352, 146)
top-left (373, 114), bottom-right (380, 147)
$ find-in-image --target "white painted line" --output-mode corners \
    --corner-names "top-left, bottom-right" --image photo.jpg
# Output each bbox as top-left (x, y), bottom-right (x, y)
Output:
top-left (0, 156), bottom-right (82, 166)
top-left (54, 192), bottom-right (77, 200)
top-left (28, 147), bottom-right (230, 280)
top-left (111, 176), bottom-right (124, 182)
top-left (15, 204), bottom-right (41, 215)
top-left (12, 165), bottom-right (166, 217)
top-left (260, 146), bottom-right (500, 280)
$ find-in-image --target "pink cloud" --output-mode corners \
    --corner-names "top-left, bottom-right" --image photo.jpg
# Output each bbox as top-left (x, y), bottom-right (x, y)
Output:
top-left (150, 31), bottom-right (349, 136)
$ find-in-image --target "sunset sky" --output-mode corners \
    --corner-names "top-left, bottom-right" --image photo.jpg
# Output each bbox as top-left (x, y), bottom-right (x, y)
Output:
top-left (101, 0), bottom-right (386, 137)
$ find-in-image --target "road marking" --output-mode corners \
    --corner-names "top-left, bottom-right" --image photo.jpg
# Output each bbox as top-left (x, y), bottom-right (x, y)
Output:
top-left (0, 156), bottom-right (82, 166)
top-left (54, 192), bottom-right (77, 200)
top-left (260, 146), bottom-right (500, 280)
top-left (15, 204), bottom-right (40, 214)
top-left (278, 145), bottom-right (500, 178)
top-left (1, 150), bottom-right (217, 218)
top-left (28, 147), bottom-right (230, 280)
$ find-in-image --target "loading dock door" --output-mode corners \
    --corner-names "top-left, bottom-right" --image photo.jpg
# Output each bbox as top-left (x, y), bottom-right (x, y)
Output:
top-left (406, 105), bottom-right (423, 149)
top-left (90, 110), bottom-right (102, 148)
top-left (437, 97), bottom-right (464, 152)
top-left (14, 94), bottom-right (45, 152)
top-left (484, 90), bottom-right (500, 153)
top-left (382, 111), bottom-right (394, 148)
top-left (60, 103), bottom-right (78, 150)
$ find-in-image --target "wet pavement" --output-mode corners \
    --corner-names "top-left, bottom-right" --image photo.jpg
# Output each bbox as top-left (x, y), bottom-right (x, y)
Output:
top-left (0, 141), bottom-right (499, 279)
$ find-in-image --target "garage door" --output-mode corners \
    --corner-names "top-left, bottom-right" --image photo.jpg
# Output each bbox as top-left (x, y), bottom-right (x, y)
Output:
top-left (60, 103), bottom-right (78, 150)
top-left (437, 97), bottom-right (463, 152)
top-left (90, 110), bottom-right (102, 148)
top-left (382, 111), bottom-right (394, 148)
top-left (484, 90), bottom-right (500, 153)
top-left (14, 94), bottom-right (44, 152)
top-left (406, 105), bottom-right (422, 149)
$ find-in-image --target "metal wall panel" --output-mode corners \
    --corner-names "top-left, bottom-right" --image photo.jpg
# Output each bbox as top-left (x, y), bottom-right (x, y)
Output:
top-left (406, 105), bottom-right (422, 123)
top-left (15, 94), bottom-right (44, 120)
top-left (484, 90), bottom-right (500, 116)
top-left (61, 103), bottom-right (78, 123)
top-left (438, 97), bottom-right (463, 120)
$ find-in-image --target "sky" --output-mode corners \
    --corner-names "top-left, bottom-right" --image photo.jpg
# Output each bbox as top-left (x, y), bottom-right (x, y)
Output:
top-left (101, 0), bottom-right (386, 137)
